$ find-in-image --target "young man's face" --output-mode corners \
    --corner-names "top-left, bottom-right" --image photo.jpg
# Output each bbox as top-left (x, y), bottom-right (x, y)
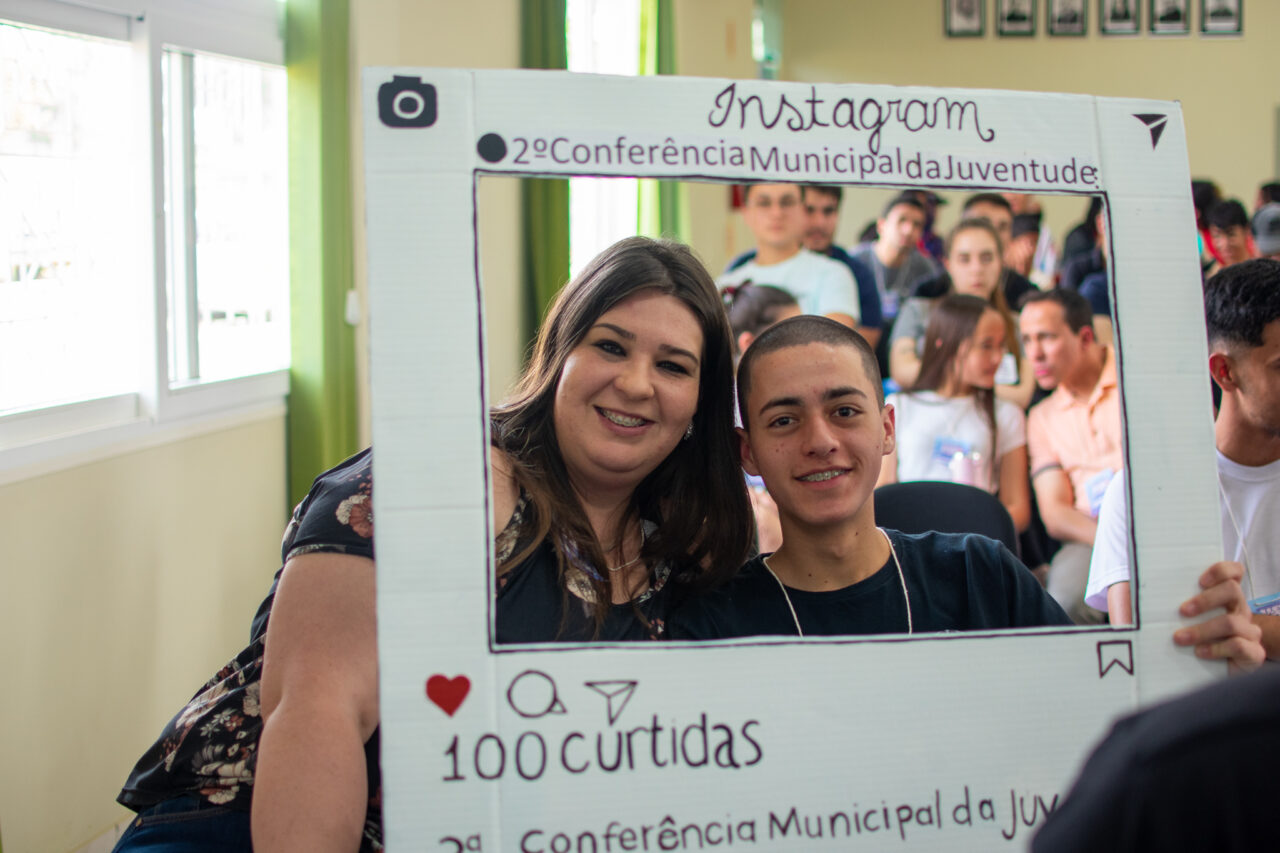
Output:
top-left (1019, 301), bottom-right (1089, 390)
top-left (876, 203), bottom-right (926, 260)
top-left (742, 184), bottom-right (804, 254)
top-left (1222, 319), bottom-right (1280, 439)
top-left (1210, 225), bottom-right (1253, 267)
top-left (802, 188), bottom-right (840, 253)
top-left (739, 342), bottom-right (894, 531)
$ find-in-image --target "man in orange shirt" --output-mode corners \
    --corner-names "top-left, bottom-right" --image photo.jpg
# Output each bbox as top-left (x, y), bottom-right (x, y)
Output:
top-left (1020, 289), bottom-right (1121, 623)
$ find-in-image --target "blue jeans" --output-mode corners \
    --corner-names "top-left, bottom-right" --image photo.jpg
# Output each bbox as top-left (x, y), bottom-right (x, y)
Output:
top-left (113, 795), bottom-right (252, 852)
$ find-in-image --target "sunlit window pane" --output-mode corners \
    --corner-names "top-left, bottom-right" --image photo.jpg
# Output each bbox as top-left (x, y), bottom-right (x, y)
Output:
top-left (566, 0), bottom-right (639, 279)
top-left (0, 22), bottom-right (138, 414)
top-left (166, 49), bottom-right (289, 385)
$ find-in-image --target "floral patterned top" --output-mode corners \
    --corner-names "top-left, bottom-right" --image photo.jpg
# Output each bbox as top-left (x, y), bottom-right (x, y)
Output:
top-left (117, 449), bottom-right (382, 851)
top-left (117, 448), bottom-right (676, 849)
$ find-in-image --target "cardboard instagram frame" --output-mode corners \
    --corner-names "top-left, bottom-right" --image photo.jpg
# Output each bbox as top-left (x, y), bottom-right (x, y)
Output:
top-left (362, 70), bottom-right (1221, 851)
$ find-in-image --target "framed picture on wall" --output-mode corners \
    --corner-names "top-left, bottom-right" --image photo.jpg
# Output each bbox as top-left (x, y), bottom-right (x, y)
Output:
top-left (1099, 0), bottom-right (1140, 33)
top-left (998, 0), bottom-right (1037, 35)
top-left (1149, 0), bottom-right (1190, 33)
top-left (945, 0), bottom-right (985, 36)
top-left (1048, 0), bottom-right (1088, 35)
top-left (1202, 0), bottom-right (1242, 34)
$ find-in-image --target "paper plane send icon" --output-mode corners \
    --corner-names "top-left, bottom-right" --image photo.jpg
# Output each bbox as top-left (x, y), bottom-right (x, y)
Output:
top-left (1134, 113), bottom-right (1168, 149)
top-left (585, 680), bottom-right (638, 725)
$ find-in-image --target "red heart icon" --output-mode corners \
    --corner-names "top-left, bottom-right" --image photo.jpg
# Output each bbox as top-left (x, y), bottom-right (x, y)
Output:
top-left (426, 674), bottom-right (471, 717)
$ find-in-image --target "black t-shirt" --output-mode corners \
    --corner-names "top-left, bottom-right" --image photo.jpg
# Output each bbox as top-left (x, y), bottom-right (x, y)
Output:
top-left (1032, 668), bottom-right (1280, 853)
top-left (668, 530), bottom-right (1070, 639)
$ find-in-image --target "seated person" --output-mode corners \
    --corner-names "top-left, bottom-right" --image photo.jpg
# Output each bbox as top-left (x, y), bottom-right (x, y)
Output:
top-left (716, 182), bottom-right (860, 329)
top-left (1086, 260), bottom-right (1280, 662)
top-left (879, 294), bottom-right (1031, 531)
top-left (1251, 202), bottom-right (1280, 261)
top-left (670, 315), bottom-right (1261, 649)
top-left (1207, 199), bottom-right (1257, 271)
top-left (1020, 289), bottom-right (1120, 624)
top-left (108, 238), bottom-right (754, 851)
top-left (890, 218), bottom-right (1034, 408)
top-left (849, 192), bottom-right (942, 324)
top-left (724, 185), bottom-right (883, 345)
top-left (1032, 667), bottom-right (1280, 853)
top-left (671, 314), bottom-right (1068, 639)
top-left (960, 192), bottom-right (1039, 304)
top-left (1074, 270), bottom-right (1115, 348)
top-left (723, 282), bottom-right (801, 551)
top-left (1061, 196), bottom-right (1104, 271)
top-left (1059, 207), bottom-right (1107, 293)
top-left (723, 282), bottom-right (800, 362)
top-left (1007, 212), bottom-right (1042, 279)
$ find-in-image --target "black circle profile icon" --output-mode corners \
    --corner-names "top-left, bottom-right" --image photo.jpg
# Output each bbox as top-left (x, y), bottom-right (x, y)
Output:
top-left (477, 133), bottom-right (507, 163)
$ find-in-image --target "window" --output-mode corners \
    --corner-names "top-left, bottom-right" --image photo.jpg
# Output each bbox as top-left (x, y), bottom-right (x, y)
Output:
top-left (0, 1), bottom-right (288, 478)
top-left (164, 49), bottom-right (289, 385)
top-left (0, 22), bottom-right (137, 413)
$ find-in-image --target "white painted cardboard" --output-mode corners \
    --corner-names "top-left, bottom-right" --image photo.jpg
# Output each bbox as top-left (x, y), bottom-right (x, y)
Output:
top-left (362, 70), bottom-right (1222, 851)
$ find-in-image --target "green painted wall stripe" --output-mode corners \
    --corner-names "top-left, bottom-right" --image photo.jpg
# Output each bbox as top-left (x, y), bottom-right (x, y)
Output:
top-left (285, 0), bottom-right (358, 506)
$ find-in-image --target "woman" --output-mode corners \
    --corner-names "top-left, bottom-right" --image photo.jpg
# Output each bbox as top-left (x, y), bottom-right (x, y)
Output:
top-left (889, 218), bottom-right (1035, 408)
top-left (489, 237), bottom-right (753, 641)
top-left (879, 294), bottom-right (1031, 531)
top-left (111, 237), bottom-right (752, 851)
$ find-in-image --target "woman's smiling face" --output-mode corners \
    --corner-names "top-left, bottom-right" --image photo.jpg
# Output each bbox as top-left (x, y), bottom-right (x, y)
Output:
top-left (553, 289), bottom-right (703, 497)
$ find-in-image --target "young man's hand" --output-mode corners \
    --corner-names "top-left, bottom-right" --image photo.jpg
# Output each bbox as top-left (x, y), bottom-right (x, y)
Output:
top-left (1172, 561), bottom-right (1265, 674)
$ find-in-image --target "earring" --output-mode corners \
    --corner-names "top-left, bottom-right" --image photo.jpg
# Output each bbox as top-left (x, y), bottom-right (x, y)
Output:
top-left (683, 422), bottom-right (694, 441)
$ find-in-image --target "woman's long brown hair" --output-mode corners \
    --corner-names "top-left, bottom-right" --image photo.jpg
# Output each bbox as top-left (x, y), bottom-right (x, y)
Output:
top-left (489, 237), bottom-right (752, 637)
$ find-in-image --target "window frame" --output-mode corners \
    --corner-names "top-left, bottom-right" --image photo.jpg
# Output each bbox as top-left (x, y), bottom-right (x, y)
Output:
top-left (0, 0), bottom-right (289, 485)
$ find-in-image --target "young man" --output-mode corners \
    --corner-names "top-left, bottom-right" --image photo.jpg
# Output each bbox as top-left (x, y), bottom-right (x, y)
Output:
top-left (849, 192), bottom-right (941, 323)
top-left (717, 183), bottom-right (860, 329)
top-left (669, 315), bottom-right (1261, 664)
top-left (1086, 260), bottom-right (1280, 660)
top-left (670, 315), bottom-right (1067, 638)
top-left (1207, 199), bottom-right (1256, 269)
top-left (799, 185), bottom-right (883, 346)
top-left (1020, 289), bottom-right (1120, 624)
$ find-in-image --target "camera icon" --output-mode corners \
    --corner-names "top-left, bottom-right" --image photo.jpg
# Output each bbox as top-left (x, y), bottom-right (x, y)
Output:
top-left (378, 76), bottom-right (437, 128)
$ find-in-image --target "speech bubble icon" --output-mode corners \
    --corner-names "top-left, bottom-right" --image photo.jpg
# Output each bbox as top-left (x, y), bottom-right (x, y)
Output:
top-left (507, 669), bottom-right (567, 718)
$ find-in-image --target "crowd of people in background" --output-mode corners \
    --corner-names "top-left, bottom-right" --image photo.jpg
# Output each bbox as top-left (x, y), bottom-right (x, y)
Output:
top-left (717, 179), bottom-right (1280, 631)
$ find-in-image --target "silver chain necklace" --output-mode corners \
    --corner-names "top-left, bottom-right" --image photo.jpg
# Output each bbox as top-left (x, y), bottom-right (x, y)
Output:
top-left (761, 528), bottom-right (913, 637)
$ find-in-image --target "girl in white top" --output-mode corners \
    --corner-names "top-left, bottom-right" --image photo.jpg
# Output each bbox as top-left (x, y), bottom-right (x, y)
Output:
top-left (878, 293), bottom-right (1032, 531)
